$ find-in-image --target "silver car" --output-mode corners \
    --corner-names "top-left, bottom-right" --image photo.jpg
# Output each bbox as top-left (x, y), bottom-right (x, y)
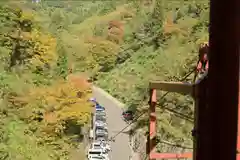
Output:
top-left (95, 125), bottom-right (108, 131)
top-left (95, 120), bottom-right (107, 127)
top-left (96, 137), bottom-right (107, 144)
top-left (95, 134), bottom-right (108, 141)
top-left (95, 115), bottom-right (106, 122)
top-left (96, 128), bottom-right (108, 137)
top-left (95, 112), bottom-right (106, 117)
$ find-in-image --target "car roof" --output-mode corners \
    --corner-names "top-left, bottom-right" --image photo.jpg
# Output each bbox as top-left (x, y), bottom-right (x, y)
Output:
top-left (96, 131), bottom-right (107, 133)
top-left (96, 112), bottom-right (106, 114)
top-left (96, 114), bottom-right (106, 117)
top-left (96, 126), bottom-right (107, 129)
top-left (95, 120), bottom-right (106, 122)
top-left (96, 117), bottom-right (106, 120)
top-left (96, 128), bottom-right (107, 131)
top-left (92, 142), bottom-right (101, 145)
top-left (88, 148), bottom-right (103, 152)
top-left (95, 123), bottom-right (106, 126)
top-left (89, 157), bottom-right (104, 160)
top-left (96, 111), bottom-right (106, 114)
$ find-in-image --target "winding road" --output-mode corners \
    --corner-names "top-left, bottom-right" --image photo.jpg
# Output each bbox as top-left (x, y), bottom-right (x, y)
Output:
top-left (92, 86), bottom-right (132, 160)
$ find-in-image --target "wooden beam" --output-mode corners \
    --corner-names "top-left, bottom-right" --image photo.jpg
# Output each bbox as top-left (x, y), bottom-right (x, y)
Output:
top-left (149, 81), bottom-right (193, 95)
top-left (150, 152), bottom-right (192, 159)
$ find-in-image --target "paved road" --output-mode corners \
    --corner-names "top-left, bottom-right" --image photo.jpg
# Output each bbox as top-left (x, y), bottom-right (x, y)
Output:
top-left (92, 86), bottom-right (132, 160)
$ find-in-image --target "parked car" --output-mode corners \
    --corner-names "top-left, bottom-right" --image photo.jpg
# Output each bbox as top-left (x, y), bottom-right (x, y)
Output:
top-left (96, 109), bottom-right (105, 113)
top-left (95, 112), bottom-right (106, 117)
top-left (96, 107), bottom-right (105, 112)
top-left (90, 141), bottom-right (111, 153)
top-left (96, 104), bottom-right (105, 111)
top-left (95, 120), bottom-right (107, 127)
top-left (122, 110), bottom-right (134, 121)
top-left (88, 156), bottom-right (104, 160)
top-left (96, 128), bottom-right (108, 138)
top-left (95, 134), bottom-right (108, 141)
top-left (96, 125), bottom-right (108, 131)
top-left (88, 156), bottom-right (108, 160)
top-left (95, 115), bottom-right (106, 122)
top-left (88, 154), bottom-right (109, 160)
top-left (95, 127), bottom-right (108, 133)
top-left (96, 136), bottom-right (107, 143)
top-left (90, 142), bottom-right (103, 150)
top-left (87, 148), bottom-right (107, 158)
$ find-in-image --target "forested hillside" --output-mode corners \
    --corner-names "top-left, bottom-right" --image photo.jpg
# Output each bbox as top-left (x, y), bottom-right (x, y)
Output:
top-left (0, 2), bottom-right (92, 160)
top-left (96, 0), bottom-right (209, 153)
top-left (0, 0), bottom-right (209, 159)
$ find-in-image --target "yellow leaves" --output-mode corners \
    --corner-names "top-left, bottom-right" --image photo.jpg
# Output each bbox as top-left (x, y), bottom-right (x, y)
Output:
top-left (196, 34), bottom-right (209, 46)
top-left (21, 10), bottom-right (34, 21)
top-left (8, 76), bottom-right (92, 135)
top-left (163, 14), bottom-right (188, 36)
top-left (28, 29), bottom-right (57, 68)
top-left (87, 38), bottom-right (120, 55)
top-left (5, 6), bottom-right (57, 70)
top-left (84, 38), bottom-right (120, 72)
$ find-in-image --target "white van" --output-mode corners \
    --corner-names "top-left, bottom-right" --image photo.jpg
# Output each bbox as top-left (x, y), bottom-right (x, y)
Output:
top-left (88, 148), bottom-right (107, 159)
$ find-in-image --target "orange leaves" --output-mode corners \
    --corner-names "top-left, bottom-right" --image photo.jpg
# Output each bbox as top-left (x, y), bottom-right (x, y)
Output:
top-left (162, 13), bottom-right (188, 36)
top-left (107, 20), bottom-right (124, 44)
top-left (8, 76), bottom-right (92, 135)
top-left (67, 74), bottom-right (91, 91)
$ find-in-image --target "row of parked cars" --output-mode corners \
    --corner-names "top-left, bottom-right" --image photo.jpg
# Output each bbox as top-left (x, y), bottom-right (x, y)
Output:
top-left (87, 100), bottom-right (111, 160)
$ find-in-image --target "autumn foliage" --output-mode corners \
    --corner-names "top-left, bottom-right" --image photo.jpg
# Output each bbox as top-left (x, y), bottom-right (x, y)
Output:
top-left (8, 75), bottom-right (92, 135)
top-left (107, 20), bottom-right (124, 44)
top-left (3, 6), bottom-right (57, 70)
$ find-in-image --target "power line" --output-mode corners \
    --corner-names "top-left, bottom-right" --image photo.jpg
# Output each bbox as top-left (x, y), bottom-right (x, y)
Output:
top-left (160, 105), bottom-right (194, 122)
top-left (109, 88), bottom-right (149, 141)
top-left (109, 68), bottom-right (196, 141)
top-left (157, 139), bottom-right (193, 150)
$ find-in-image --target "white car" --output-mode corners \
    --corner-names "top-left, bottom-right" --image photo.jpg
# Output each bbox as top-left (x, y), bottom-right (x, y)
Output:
top-left (95, 125), bottom-right (108, 131)
top-left (95, 116), bottom-right (106, 122)
top-left (96, 137), bottom-right (107, 143)
top-left (88, 155), bottom-right (106, 160)
top-left (95, 112), bottom-right (106, 117)
top-left (96, 107), bottom-right (105, 112)
top-left (95, 120), bottom-right (107, 127)
top-left (88, 148), bottom-right (107, 159)
top-left (89, 154), bottom-right (109, 160)
top-left (96, 128), bottom-right (108, 136)
top-left (96, 109), bottom-right (105, 113)
top-left (90, 142), bottom-right (102, 150)
top-left (88, 155), bottom-right (109, 160)
top-left (95, 134), bottom-right (108, 141)
top-left (91, 141), bottom-right (111, 152)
